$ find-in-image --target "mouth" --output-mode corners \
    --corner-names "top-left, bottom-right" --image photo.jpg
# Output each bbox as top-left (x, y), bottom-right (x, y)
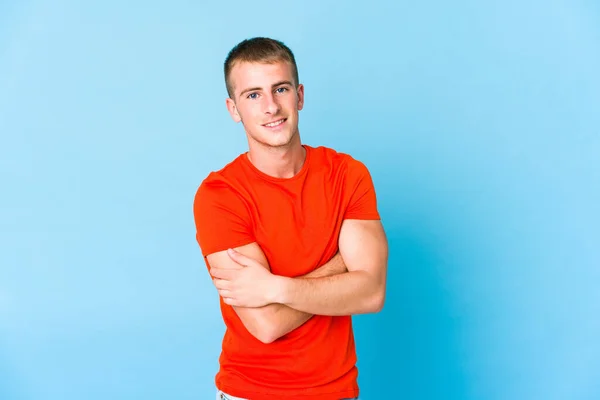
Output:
top-left (262, 118), bottom-right (287, 128)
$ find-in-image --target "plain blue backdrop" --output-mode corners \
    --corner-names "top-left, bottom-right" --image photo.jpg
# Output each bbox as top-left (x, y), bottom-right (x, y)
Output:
top-left (1, 1), bottom-right (599, 399)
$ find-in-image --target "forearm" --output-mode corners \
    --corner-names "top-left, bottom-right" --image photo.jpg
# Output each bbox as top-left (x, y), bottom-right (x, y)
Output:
top-left (274, 269), bottom-right (385, 316)
top-left (244, 252), bottom-right (346, 342)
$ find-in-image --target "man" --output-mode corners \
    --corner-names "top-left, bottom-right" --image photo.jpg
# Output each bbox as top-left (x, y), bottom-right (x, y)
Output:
top-left (193, 37), bottom-right (388, 400)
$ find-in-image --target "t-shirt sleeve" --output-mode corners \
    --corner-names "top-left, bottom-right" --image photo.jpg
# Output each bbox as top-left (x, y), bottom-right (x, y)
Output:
top-left (343, 158), bottom-right (381, 220)
top-left (193, 179), bottom-right (255, 258)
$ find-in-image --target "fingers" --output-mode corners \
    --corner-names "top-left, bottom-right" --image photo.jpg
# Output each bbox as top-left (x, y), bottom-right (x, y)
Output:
top-left (227, 248), bottom-right (249, 266)
top-left (227, 248), bottom-right (268, 270)
top-left (210, 267), bottom-right (235, 280)
top-left (213, 279), bottom-right (236, 305)
top-left (219, 291), bottom-right (236, 305)
top-left (216, 287), bottom-right (236, 306)
top-left (214, 279), bottom-right (235, 304)
top-left (213, 278), bottom-right (230, 290)
top-left (222, 296), bottom-right (236, 306)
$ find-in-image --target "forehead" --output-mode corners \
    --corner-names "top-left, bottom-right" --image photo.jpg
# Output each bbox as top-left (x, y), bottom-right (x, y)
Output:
top-left (230, 61), bottom-right (294, 92)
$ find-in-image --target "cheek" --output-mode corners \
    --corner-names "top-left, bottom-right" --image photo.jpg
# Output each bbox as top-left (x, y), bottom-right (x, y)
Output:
top-left (240, 108), bottom-right (263, 127)
top-left (243, 103), bottom-right (263, 119)
top-left (237, 105), bottom-right (253, 122)
top-left (280, 100), bottom-right (294, 114)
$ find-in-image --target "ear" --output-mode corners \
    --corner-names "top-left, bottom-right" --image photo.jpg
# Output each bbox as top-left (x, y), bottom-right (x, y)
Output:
top-left (296, 83), bottom-right (305, 111)
top-left (225, 97), bottom-right (242, 122)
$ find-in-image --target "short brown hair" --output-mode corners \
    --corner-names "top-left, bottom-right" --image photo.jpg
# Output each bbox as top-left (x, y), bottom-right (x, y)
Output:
top-left (224, 37), bottom-right (299, 98)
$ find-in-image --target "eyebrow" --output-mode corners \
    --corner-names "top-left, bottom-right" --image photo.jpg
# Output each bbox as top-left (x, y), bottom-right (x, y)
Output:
top-left (239, 80), bottom-right (293, 98)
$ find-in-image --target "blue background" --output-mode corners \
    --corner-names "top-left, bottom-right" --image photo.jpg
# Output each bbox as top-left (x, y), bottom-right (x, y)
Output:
top-left (1, 1), bottom-right (599, 399)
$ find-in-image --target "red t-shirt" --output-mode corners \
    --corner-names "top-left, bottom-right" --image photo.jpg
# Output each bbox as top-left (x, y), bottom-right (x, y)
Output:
top-left (193, 145), bottom-right (380, 399)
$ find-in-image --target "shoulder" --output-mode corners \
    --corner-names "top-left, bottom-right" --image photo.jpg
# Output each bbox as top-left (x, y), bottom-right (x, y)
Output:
top-left (308, 145), bottom-right (371, 177)
top-left (198, 153), bottom-right (246, 187)
top-left (193, 154), bottom-right (248, 211)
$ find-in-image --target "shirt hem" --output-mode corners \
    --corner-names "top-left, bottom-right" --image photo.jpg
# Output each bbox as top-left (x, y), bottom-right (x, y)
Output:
top-left (218, 383), bottom-right (359, 400)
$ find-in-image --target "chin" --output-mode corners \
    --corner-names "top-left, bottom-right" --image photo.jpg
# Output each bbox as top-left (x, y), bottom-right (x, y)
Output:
top-left (267, 139), bottom-right (293, 148)
top-left (256, 134), bottom-right (294, 148)
top-left (248, 127), bottom-right (297, 148)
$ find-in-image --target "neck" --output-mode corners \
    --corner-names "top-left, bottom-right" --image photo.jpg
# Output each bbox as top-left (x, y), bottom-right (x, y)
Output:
top-left (246, 135), bottom-right (306, 179)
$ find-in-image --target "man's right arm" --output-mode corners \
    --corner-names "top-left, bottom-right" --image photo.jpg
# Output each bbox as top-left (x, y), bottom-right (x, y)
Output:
top-left (206, 243), bottom-right (346, 344)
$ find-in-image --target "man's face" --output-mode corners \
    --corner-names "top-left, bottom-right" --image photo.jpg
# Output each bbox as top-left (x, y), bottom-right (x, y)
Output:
top-left (226, 61), bottom-right (304, 149)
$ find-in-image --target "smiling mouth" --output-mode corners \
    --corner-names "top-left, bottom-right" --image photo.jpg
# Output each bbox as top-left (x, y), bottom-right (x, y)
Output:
top-left (263, 118), bottom-right (286, 128)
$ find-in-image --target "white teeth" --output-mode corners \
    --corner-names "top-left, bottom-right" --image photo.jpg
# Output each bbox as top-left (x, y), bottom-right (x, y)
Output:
top-left (265, 119), bottom-right (284, 127)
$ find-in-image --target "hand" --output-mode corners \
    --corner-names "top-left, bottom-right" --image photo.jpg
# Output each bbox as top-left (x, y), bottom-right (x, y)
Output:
top-left (210, 248), bottom-right (278, 308)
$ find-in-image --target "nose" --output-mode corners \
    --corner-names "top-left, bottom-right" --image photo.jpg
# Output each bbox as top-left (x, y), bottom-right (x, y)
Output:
top-left (263, 93), bottom-right (280, 115)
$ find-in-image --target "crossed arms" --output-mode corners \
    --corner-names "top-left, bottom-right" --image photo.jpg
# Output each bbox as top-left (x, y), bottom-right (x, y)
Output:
top-left (206, 219), bottom-right (388, 344)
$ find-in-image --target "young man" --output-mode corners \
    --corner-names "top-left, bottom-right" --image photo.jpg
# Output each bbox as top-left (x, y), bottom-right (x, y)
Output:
top-left (193, 37), bottom-right (388, 400)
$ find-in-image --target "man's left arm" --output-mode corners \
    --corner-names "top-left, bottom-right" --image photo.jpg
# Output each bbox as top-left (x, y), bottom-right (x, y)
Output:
top-left (271, 219), bottom-right (388, 315)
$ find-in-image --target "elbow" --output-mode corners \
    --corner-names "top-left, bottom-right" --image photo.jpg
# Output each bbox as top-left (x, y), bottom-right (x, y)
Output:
top-left (371, 295), bottom-right (385, 313)
top-left (255, 330), bottom-right (278, 344)
top-left (250, 321), bottom-right (280, 344)
top-left (368, 289), bottom-right (386, 314)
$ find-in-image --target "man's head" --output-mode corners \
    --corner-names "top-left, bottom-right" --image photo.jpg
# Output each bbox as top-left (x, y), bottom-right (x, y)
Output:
top-left (224, 37), bottom-right (304, 149)
top-left (224, 37), bottom-right (299, 98)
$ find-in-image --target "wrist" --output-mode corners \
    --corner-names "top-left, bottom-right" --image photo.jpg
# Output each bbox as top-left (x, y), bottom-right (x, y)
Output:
top-left (270, 275), bottom-right (291, 305)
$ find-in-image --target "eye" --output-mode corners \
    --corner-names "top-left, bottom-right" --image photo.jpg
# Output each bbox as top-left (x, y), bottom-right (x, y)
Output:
top-left (275, 87), bottom-right (288, 94)
top-left (247, 92), bottom-right (259, 99)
